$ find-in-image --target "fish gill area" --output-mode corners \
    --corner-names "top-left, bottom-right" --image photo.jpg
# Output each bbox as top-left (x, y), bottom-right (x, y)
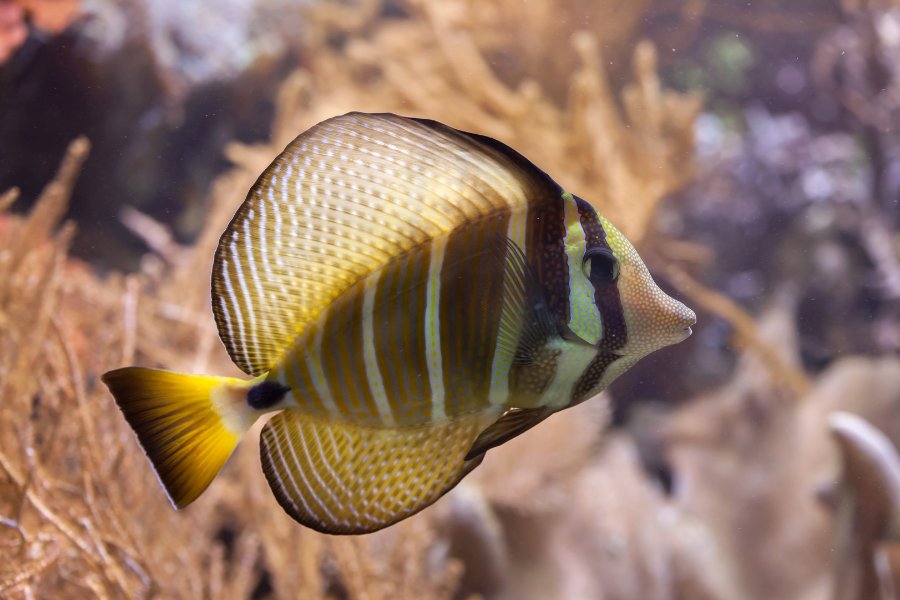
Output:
top-left (1, 0), bottom-right (899, 599)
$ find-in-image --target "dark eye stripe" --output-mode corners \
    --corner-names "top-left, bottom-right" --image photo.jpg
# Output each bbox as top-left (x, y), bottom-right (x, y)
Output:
top-left (571, 197), bottom-right (628, 403)
top-left (574, 196), bottom-right (608, 249)
top-left (583, 246), bottom-right (619, 284)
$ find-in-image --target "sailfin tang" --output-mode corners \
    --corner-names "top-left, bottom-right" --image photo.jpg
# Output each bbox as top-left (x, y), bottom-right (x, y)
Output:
top-left (259, 409), bottom-right (498, 534)
top-left (101, 367), bottom-right (255, 508)
top-left (465, 407), bottom-right (554, 460)
top-left (213, 112), bottom-right (561, 375)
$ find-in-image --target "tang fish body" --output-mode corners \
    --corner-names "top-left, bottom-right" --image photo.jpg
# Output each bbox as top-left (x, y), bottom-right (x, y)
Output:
top-left (102, 113), bottom-right (695, 534)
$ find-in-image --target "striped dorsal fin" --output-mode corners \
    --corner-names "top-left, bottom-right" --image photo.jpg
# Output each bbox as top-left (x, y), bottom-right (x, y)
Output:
top-left (259, 408), bottom-right (498, 534)
top-left (212, 112), bottom-right (560, 375)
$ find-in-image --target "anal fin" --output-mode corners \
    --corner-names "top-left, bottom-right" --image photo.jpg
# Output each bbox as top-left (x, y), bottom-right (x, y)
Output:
top-left (260, 409), bottom-right (497, 534)
top-left (465, 406), bottom-right (553, 460)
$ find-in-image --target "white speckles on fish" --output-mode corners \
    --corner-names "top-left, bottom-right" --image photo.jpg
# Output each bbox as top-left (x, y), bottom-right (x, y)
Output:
top-left (102, 112), bottom-right (696, 534)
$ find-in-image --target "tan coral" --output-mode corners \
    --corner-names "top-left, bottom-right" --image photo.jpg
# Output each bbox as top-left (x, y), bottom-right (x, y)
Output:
top-left (0, 0), bottom-right (707, 597)
top-left (664, 299), bottom-right (900, 600)
top-left (252, 0), bottom-right (702, 246)
top-left (0, 137), bottom-right (466, 598)
top-left (828, 412), bottom-right (900, 600)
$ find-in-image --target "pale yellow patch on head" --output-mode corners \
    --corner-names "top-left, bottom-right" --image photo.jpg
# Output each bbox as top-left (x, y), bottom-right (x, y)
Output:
top-left (562, 192), bottom-right (601, 345)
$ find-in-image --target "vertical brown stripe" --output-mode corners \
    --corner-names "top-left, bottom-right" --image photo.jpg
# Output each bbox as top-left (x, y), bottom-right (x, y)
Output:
top-left (373, 241), bottom-right (433, 424)
top-left (344, 283), bottom-right (379, 423)
top-left (570, 352), bottom-right (619, 404)
top-left (283, 330), bottom-right (328, 418)
top-left (571, 196), bottom-right (627, 404)
top-left (506, 193), bottom-right (569, 401)
top-left (439, 212), bottom-right (510, 415)
top-left (525, 194), bottom-right (569, 321)
top-left (575, 196), bottom-right (627, 353)
top-left (320, 282), bottom-right (379, 424)
top-left (319, 297), bottom-right (350, 416)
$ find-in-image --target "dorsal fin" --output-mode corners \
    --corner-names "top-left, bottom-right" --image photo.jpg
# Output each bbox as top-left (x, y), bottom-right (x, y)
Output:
top-left (212, 112), bottom-right (561, 375)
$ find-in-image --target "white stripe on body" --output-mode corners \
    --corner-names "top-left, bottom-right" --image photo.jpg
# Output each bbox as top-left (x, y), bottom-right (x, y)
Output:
top-left (426, 236), bottom-right (448, 422)
top-left (361, 272), bottom-right (396, 426)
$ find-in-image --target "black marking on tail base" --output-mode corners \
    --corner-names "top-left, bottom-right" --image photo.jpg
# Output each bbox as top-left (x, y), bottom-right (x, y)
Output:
top-left (248, 381), bottom-right (291, 410)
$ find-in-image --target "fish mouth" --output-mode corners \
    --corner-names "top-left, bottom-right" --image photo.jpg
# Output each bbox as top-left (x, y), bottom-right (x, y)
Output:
top-left (679, 308), bottom-right (697, 340)
top-left (675, 326), bottom-right (693, 342)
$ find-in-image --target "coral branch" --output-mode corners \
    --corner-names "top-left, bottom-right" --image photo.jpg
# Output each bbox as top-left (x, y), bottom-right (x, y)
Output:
top-left (664, 264), bottom-right (812, 397)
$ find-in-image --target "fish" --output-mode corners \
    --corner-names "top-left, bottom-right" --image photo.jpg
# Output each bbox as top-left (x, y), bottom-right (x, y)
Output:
top-left (102, 112), bottom-right (696, 535)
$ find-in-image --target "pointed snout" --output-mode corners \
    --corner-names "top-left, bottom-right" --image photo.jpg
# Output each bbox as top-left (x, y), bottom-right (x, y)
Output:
top-left (649, 293), bottom-right (696, 346)
top-left (618, 283), bottom-right (697, 355)
top-left (670, 299), bottom-right (697, 343)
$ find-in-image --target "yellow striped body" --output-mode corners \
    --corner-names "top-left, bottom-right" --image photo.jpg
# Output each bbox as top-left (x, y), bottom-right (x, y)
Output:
top-left (270, 213), bottom-right (515, 427)
top-left (265, 191), bottom-right (629, 428)
top-left (104, 113), bottom-right (697, 534)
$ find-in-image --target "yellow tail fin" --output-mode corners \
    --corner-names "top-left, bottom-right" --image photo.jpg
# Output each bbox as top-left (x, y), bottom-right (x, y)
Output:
top-left (101, 367), bottom-right (256, 508)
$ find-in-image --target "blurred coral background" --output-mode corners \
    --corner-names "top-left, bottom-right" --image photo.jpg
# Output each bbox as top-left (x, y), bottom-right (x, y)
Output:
top-left (1, 0), bottom-right (899, 598)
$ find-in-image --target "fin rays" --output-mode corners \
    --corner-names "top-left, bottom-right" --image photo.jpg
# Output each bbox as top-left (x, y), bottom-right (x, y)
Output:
top-left (259, 409), bottom-right (496, 534)
top-left (212, 112), bottom-right (560, 376)
top-left (101, 368), bottom-right (254, 509)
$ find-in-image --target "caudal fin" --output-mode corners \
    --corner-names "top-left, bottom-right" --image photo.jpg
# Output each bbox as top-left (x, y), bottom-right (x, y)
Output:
top-left (101, 367), bottom-right (255, 508)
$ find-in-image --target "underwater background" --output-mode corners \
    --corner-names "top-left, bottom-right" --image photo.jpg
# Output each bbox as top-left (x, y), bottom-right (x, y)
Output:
top-left (1, 0), bottom-right (899, 598)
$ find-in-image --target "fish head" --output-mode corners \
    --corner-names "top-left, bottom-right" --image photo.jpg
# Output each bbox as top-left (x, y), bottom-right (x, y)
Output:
top-left (591, 213), bottom-right (696, 356)
top-left (561, 195), bottom-right (695, 359)
top-left (546, 196), bottom-right (696, 405)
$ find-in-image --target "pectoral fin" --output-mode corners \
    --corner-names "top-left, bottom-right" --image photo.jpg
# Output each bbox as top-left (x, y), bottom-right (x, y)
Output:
top-left (465, 406), bottom-right (554, 460)
top-left (494, 237), bottom-right (574, 366)
top-left (259, 409), bottom-right (498, 534)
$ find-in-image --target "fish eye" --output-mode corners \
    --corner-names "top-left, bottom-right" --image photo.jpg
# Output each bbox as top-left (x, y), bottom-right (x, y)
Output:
top-left (582, 247), bottom-right (620, 285)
